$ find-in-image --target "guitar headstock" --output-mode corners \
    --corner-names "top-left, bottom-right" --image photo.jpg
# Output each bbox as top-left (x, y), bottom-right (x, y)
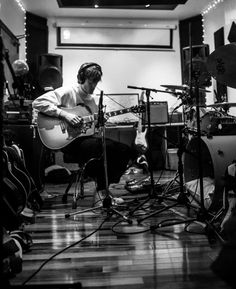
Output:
top-left (130, 105), bottom-right (146, 114)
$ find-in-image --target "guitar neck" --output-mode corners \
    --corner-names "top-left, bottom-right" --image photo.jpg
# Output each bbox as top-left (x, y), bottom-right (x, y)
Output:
top-left (81, 108), bottom-right (134, 123)
top-left (105, 107), bottom-right (135, 118)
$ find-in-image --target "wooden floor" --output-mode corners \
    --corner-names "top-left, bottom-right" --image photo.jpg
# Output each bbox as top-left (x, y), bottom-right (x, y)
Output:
top-left (10, 170), bottom-right (231, 289)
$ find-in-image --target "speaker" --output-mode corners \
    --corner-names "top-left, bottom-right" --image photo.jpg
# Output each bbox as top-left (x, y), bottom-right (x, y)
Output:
top-left (214, 27), bottom-right (227, 102)
top-left (182, 44), bottom-right (211, 87)
top-left (228, 21), bottom-right (236, 43)
top-left (38, 53), bottom-right (63, 90)
top-left (145, 102), bottom-right (169, 124)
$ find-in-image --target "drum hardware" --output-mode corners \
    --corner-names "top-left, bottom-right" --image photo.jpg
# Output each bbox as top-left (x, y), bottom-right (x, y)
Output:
top-left (161, 84), bottom-right (210, 107)
top-left (126, 85), bottom-right (191, 219)
top-left (207, 102), bottom-right (236, 108)
top-left (149, 25), bottom-right (225, 243)
top-left (126, 85), bottom-right (206, 228)
top-left (206, 43), bottom-right (236, 89)
top-left (207, 102), bottom-right (236, 114)
top-left (161, 84), bottom-right (211, 94)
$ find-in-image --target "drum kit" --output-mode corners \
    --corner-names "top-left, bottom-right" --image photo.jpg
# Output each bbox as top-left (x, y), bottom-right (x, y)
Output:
top-left (124, 43), bottom-right (236, 240)
top-left (161, 42), bottom-right (236, 137)
top-left (159, 43), bottom-right (236, 228)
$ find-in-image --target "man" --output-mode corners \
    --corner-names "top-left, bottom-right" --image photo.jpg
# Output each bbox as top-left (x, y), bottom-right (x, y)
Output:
top-left (32, 62), bottom-right (137, 206)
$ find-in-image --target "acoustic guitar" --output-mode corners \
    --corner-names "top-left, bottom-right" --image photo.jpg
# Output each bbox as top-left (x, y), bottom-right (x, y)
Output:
top-left (37, 104), bottom-right (145, 150)
top-left (2, 150), bottom-right (27, 216)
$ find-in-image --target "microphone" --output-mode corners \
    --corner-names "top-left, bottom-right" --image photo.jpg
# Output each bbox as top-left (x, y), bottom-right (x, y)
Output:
top-left (96, 90), bottom-right (104, 128)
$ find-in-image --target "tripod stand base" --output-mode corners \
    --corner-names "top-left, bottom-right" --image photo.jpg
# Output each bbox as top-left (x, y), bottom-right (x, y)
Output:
top-left (65, 205), bottom-right (103, 218)
top-left (65, 196), bottom-right (132, 224)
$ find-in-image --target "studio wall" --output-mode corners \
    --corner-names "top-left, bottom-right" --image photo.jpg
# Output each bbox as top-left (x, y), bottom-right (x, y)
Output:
top-left (0, 0), bottom-right (25, 60)
top-left (203, 0), bottom-right (236, 114)
top-left (48, 17), bottom-right (182, 111)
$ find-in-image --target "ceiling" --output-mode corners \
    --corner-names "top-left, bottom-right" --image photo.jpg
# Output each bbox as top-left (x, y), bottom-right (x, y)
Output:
top-left (56, 0), bottom-right (187, 11)
top-left (21, 0), bottom-right (212, 20)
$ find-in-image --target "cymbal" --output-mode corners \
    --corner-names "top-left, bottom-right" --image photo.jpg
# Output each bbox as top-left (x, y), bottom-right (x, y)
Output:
top-left (207, 102), bottom-right (236, 108)
top-left (206, 43), bottom-right (236, 88)
top-left (161, 84), bottom-right (211, 93)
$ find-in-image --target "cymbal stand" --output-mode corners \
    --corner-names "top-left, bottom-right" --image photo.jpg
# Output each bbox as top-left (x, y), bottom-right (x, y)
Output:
top-left (146, 76), bottom-right (223, 243)
top-left (65, 91), bottom-right (132, 224)
top-left (146, 26), bottom-right (224, 243)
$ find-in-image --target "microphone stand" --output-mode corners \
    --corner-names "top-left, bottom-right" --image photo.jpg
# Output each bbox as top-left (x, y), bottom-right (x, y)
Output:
top-left (65, 91), bottom-right (132, 224)
top-left (96, 91), bottom-right (132, 223)
top-left (127, 85), bottom-right (184, 217)
top-left (126, 86), bottom-right (156, 215)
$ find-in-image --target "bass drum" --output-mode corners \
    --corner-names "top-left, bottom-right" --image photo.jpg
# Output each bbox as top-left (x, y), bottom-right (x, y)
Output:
top-left (183, 135), bottom-right (236, 212)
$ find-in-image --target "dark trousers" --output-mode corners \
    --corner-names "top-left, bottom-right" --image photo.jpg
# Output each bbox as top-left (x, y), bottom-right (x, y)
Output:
top-left (62, 136), bottom-right (137, 190)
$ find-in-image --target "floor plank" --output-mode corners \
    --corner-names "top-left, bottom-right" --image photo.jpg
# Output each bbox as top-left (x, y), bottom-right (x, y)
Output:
top-left (9, 170), bottom-right (231, 289)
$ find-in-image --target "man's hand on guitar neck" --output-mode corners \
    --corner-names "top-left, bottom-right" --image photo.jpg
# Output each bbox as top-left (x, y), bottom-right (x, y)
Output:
top-left (59, 110), bottom-right (83, 127)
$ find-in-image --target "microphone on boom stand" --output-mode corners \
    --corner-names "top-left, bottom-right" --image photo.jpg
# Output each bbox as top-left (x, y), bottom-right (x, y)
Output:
top-left (97, 90), bottom-right (132, 222)
top-left (65, 90), bottom-right (132, 224)
top-left (96, 90), bottom-right (104, 129)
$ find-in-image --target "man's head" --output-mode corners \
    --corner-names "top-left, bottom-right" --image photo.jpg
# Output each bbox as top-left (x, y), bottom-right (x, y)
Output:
top-left (77, 62), bottom-right (102, 94)
top-left (77, 62), bottom-right (102, 84)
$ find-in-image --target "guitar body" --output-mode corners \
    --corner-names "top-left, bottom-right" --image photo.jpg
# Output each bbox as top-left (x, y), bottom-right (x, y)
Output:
top-left (135, 128), bottom-right (148, 153)
top-left (37, 105), bottom-right (95, 150)
top-left (37, 104), bottom-right (145, 150)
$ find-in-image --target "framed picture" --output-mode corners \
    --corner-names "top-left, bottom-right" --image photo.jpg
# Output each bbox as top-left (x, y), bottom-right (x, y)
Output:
top-left (57, 26), bottom-right (173, 50)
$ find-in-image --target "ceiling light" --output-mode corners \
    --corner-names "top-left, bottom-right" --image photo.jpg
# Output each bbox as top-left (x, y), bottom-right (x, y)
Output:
top-left (145, 4), bottom-right (151, 8)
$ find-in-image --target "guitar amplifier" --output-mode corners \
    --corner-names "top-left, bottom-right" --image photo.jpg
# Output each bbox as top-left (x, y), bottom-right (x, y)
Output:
top-left (3, 99), bottom-right (33, 124)
top-left (145, 101), bottom-right (169, 124)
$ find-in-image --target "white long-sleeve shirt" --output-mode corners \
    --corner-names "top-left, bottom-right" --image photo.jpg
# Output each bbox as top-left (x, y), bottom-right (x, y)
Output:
top-left (32, 84), bottom-right (98, 118)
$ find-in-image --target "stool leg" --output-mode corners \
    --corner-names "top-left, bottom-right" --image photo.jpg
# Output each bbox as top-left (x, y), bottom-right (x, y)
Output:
top-left (72, 168), bottom-right (84, 209)
top-left (71, 158), bottom-right (98, 209)
top-left (62, 170), bottom-right (80, 204)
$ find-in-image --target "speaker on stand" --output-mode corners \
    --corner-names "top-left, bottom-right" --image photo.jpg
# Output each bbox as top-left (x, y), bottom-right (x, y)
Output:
top-left (182, 44), bottom-right (211, 90)
top-left (38, 53), bottom-right (63, 91)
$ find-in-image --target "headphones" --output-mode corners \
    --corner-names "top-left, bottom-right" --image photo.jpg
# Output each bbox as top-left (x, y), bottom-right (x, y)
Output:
top-left (77, 62), bottom-right (102, 84)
